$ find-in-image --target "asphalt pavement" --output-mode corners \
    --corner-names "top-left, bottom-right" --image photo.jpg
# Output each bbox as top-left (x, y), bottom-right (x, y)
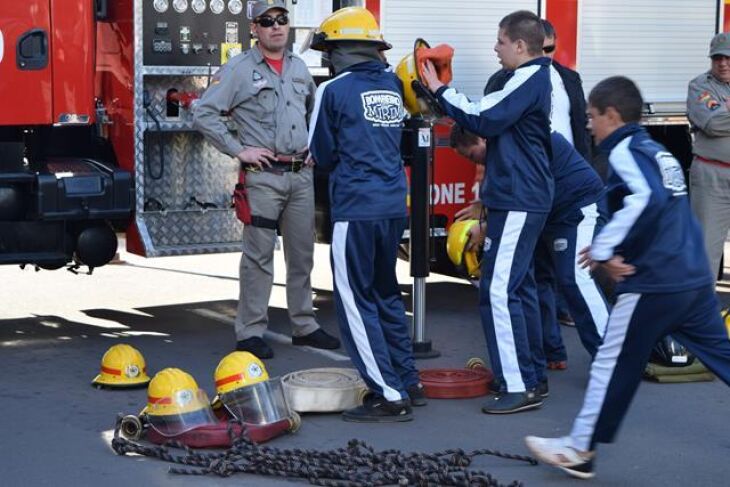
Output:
top-left (1, 241), bottom-right (729, 486)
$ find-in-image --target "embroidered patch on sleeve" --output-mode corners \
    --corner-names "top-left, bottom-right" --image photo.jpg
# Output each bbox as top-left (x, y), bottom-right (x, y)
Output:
top-left (698, 91), bottom-right (721, 110)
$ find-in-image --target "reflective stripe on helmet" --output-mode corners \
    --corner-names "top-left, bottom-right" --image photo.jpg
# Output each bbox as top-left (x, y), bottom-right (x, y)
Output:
top-left (101, 365), bottom-right (122, 376)
top-left (147, 396), bottom-right (173, 405)
top-left (215, 373), bottom-right (244, 388)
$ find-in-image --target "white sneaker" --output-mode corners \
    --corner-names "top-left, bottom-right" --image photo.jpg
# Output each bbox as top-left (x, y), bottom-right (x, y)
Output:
top-left (525, 436), bottom-right (595, 480)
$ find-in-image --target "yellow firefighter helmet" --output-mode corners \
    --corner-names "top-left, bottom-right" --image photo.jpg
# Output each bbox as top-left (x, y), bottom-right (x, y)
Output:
top-left (309, 7), bottom-right (390, 52)
top-left (212, 351), bottom-right (292, 425)
top-left (214, 351), bottom-right (269, 396)
top-left (91, 343), bottom-right (150, 388)
top-left (141, 368), bottom-right (217, 437)
top-left (143, 368), bottom-right (209, 416)
top-left (446, 219), bottom-right (482, 278)
top-left (395, 39), bottom-right (454, 115)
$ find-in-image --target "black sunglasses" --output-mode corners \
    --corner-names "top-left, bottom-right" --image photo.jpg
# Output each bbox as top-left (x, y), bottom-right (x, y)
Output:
top-left (256, 14), bottom-right (289, 28)
top-left (543, 45), bottom-right (556, 54)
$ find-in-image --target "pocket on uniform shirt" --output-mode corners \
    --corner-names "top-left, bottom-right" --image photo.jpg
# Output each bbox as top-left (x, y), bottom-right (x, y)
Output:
top-left (255, 87), bottom-right (277, 118)
top-left (292, 80), bottom-right (308, 104)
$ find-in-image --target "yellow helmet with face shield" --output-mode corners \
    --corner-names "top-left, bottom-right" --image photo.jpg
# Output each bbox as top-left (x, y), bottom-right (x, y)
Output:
top-left (142, 368), bottom-right (217, 437)
top-left (213, 352), bottom-right (291, 425)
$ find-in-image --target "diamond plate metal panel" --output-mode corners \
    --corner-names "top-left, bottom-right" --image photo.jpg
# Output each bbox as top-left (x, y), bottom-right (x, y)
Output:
top-left (138, 210), bottom-right (243, 257)
top-left (134, 0), bottom-right (243, 256)
top-left (143, 132), bottom-right (237, 209)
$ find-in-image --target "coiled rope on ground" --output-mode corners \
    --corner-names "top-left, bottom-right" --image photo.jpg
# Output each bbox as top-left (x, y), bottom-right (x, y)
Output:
top-left (111, 415), bottom-right (536, 486)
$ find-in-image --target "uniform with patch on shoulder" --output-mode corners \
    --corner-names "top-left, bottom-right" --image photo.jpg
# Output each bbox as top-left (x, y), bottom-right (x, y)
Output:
top-left (193, 0), bottom-right (340, 359)
top-left (525, 76), bottom-right (730, 481)
top-left (687, 31), bottom-right (730, 281)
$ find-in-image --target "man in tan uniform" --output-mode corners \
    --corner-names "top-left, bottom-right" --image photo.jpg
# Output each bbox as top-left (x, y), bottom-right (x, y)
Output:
top-left (193, 0), bottom-right (339, 358)
top-left (688, 32), bottom-right (730, 280)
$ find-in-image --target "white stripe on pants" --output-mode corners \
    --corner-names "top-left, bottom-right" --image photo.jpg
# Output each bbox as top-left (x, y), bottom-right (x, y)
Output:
top-left (575, 203), bottom-right (610, 339)
top-left (332, 221), bottom-right (401, 402)
top-left (569, 293), bottom-right (640, 451)
top-left (490, 211), bottom-right (528, 393)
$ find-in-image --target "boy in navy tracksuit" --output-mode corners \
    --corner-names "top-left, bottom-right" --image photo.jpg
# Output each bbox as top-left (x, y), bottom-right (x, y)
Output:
top-left (451, 129), bottom-right (610, 388)
top-left (526, 76), bottom-right (730, 480)
top-left (423, 10), bottom-right (553, 413)
top-left (308, 8), bottom-right (421, 422)
top-left (535, 134), bottom-right (609, 363)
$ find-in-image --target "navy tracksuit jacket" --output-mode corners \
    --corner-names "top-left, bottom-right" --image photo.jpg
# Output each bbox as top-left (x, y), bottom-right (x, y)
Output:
top-left (567, 123), bottom-right (730, 451)
top-left (436, 57), bottom-right (553, 392)
top-left (309, 61), bottom-right (418, 402)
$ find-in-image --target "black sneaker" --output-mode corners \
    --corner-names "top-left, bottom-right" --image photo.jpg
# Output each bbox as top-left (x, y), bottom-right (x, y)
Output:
top-left (292, 329), bottom-right (341, 350)
top-left (236, 336), bottom-right (273, 359)
top-left (481, 390), bottom-right (543, 414)
top-left (406, 382), bottom-right (428, 407)
top-left (537, 379), bottom-right (549, 398)
top-left (342, 396), bottom-right (413, 423)
top-left (525, 436), bottom-right (595, 480)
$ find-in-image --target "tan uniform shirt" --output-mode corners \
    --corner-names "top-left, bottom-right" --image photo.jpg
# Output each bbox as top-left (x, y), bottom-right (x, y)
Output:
top-left (687, 71), bottom-right (730, 162)
top-left (193, 46), bottom-right (317, 158)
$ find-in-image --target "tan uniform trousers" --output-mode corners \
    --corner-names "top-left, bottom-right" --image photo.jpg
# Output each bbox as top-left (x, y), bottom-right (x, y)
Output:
top-left (690, 158), bottom-right (730, 279)
top-left (235, 166), bottom-right (319, 340)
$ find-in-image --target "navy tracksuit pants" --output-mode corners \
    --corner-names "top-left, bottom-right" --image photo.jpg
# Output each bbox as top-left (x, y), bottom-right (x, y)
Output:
top-left (568, 285), bottom-right (730, 451)
top-left (537, 203), bottom-right (610, 361)
top-left (480, 209), bottom-right (547, 393)
top-left (331, 218), bottom-right (419, 403)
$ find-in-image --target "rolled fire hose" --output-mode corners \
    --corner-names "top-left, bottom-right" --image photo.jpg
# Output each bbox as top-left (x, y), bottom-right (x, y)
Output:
top-left (281, 368), bottom-right (368, 413)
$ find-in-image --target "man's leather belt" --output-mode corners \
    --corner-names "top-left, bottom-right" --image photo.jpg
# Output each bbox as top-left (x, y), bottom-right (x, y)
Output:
top-left (275, 152), bottom-right (307, 163)
top-left (696, 155), bottom-right (730, 167)
top-left (243, 153), bottom-right (307, 175)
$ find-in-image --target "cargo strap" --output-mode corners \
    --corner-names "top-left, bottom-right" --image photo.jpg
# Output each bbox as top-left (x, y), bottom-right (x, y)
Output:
top-left (249, 215), bottom-right (278, 230)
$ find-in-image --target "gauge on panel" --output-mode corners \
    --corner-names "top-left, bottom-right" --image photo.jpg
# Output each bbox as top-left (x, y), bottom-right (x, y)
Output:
top-left (228, 0), bottom-right (243, 15)
top-left (192, 0), bottom-right (206, 14)
top-left (173, 0), bottom-right (188, 13)
top-left (210, 0), bottom-right (224, 14)
top-left (153, 0), bottom-right (169, 13)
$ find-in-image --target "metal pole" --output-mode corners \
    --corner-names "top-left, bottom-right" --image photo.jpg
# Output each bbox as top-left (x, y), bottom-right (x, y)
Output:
top-left (404, 117), bottom-right (440, 359)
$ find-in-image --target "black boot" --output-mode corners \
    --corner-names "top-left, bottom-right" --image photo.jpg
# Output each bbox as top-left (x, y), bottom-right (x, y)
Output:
top-left (235, 336), bottom-right (273, 359)
top-left (292, 329), bottom-right (340, 349)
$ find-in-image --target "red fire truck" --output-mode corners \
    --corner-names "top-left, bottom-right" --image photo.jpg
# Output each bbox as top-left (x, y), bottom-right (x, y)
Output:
top-left (0, 0), bottom-right (727, 275)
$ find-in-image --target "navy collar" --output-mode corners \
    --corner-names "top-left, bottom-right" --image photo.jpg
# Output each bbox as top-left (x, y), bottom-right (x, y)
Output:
top-left (516, 56), bottom-right (552, 69)
top-left (597, 123), bottom-right (645, 153)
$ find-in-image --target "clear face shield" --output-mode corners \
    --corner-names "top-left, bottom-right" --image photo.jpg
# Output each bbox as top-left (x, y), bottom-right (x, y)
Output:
top-left (220, 377), bottom-right (291, 425)
top-left (144, 389), bottom-right (218, 437)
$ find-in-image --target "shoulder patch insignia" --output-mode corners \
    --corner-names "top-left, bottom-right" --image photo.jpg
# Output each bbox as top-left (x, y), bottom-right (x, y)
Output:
top-left (655, 151), bottom-right (687, 196)
top-left (698, 91), bottom-right (721, 110)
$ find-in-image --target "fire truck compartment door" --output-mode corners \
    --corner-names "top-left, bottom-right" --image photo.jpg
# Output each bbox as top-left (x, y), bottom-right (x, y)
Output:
top-left (578, 0), bottom-right (716, 103)
top-left (0, 1), bottom-right (53, 125)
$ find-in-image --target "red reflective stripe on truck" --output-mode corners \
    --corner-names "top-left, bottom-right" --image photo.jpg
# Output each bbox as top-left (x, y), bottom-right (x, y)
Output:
top-left (366, 0), bottom-right (380, 23)
top-left (546, 0), bottom-right (578, 70)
